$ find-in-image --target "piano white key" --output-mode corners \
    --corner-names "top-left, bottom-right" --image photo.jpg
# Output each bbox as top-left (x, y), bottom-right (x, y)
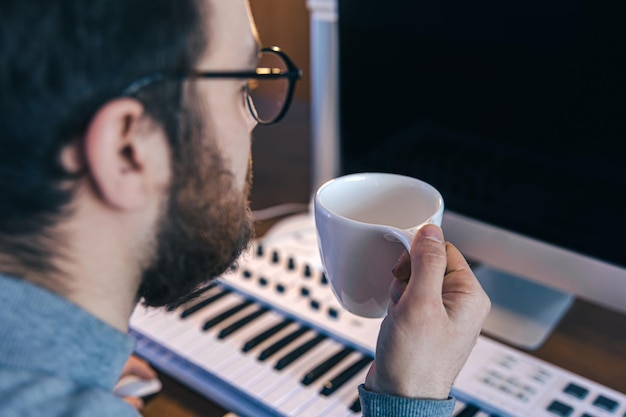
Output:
top-left (277, 384), bottom-right (327, 415)
top-left (218, 352), bottom-right (270, 386)
top-left (167, 323), bottom-right (225, 360)
top-left (136, 311), bottom-right (195, 346)
top-left (323, 405), bottom-right (359, 417)
top-left (181, 336), bottom-right (242, 375)
top-left (129, 305), bottom-right (160, 326)
top-left (179, 328), bottom-right (224, 358)
top-left (133, 308), bottom-right (175, 332)
top-left (296, 396), bottom-right (345, 417)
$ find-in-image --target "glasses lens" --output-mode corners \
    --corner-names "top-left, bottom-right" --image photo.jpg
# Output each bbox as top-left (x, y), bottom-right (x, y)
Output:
top-left (247, 51), bottom-right (289, 123)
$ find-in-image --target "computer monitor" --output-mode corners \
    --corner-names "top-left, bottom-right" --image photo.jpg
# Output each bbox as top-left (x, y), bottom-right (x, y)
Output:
top-left (308, 0), bottom-right (626, 349)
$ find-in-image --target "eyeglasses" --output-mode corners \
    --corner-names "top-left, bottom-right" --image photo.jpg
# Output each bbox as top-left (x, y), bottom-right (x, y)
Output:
top-left (122, 46), bottom-right (302, 125)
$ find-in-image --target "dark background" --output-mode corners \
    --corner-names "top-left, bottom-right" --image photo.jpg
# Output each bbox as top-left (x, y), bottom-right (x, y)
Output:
top-left (339, 0), bottom-right (626, 267)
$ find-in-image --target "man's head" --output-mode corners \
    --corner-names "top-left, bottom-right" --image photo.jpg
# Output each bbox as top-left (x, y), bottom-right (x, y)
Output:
top-left (0, 0), bottom-right (258, 310)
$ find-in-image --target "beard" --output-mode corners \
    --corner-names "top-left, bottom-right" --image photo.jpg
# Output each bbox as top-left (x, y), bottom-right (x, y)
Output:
top-left (137, 155), bottom-right (253, 307)
top-left (136, 93), bottom-right (254, 307)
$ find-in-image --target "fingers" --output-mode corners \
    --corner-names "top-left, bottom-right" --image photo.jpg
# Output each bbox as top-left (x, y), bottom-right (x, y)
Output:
top-left (443, 243), bottom-right (487, 298)
top-left (123, 396), bottom-right (144, 411)
top-left (404, 224), bottom-right (447, 301)
top-left (121, 355), bottom-right (157, 380)
top-left (392, 250), bottom-right (410, 281)
top-left (443, 243), bottom-right (492, 320)
top-left (444, 243), bottom-right (473, 282)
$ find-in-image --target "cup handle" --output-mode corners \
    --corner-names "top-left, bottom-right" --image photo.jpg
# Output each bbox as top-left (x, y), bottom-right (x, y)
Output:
top-left (385, 227), bottom-right (418, 251)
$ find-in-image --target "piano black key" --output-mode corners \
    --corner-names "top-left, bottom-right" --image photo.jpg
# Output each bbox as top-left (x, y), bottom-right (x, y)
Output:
top-left (202, 299), bottom-right (254, 331)
top-left (455, 403), bottom-right (481, 417)
top-left (302, 346), bottom-right (354, 386)
top-left (275, 333), bottom-right (327, 370)
top-left (320, 355), bottom-right (373, 396)
top-left (258, 326), bottom-right (310, 361)
top-left (180, 288), bottom-right (232, 318)
top-left (218, 306), bottom-right (270, 339)
top-left (242, 318), bottom-right (294, 352)
top-left (166, 282), bottom-right (217, 311)
top-left (349, 396), bottom-right (362, 413)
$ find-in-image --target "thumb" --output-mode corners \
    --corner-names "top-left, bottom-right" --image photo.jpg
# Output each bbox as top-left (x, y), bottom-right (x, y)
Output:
top-left (405, 224), bottom-right (447, 302)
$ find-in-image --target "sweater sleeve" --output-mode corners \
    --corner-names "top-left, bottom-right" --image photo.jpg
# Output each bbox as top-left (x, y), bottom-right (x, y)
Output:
top-left (358, 384), bottom-right (456, 417)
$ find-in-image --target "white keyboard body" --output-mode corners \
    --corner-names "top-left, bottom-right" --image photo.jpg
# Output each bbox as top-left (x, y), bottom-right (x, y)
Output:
top-left (130, 214), bottom-right (626, 417)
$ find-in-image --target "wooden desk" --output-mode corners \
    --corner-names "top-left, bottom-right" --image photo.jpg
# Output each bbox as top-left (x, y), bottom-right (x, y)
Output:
top-left (142, 100), bottom-right (626, 416)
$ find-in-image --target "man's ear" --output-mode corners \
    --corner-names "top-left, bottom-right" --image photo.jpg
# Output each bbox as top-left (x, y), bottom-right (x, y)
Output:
top-left (81, 98), bottom-right (167, 211)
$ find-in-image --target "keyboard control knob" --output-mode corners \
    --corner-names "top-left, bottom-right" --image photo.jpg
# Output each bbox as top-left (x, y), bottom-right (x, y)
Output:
top-left (287, 257), bottom-right (296, 270)
top-left (304, 265), bottom-right (312, 278)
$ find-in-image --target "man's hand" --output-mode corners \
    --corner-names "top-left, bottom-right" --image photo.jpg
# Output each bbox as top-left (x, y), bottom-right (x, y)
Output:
top-left (365, 224), bottom-right (491, 399)
top-left (118, 355), bottom-right (157, 411)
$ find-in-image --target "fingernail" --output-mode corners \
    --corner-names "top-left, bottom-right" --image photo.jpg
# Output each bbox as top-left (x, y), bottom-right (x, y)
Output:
top-left (420, 224), bottom-right (444, 243)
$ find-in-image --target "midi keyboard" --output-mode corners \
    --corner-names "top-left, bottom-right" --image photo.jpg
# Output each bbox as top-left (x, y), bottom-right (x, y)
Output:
top-left (129, 214), bottom-right (626, 417)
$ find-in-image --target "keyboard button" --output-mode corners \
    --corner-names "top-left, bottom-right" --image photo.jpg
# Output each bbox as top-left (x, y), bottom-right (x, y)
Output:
top-left (581, 413), bottom-right (597, 417)
top-left (547, 400), bottom-right (574, 417)
top-left (563, 382), bottom-right (589, 399)
top-left (287, 257), bottom-right (296, 270)
top-left (593, 395), bottom-right (619, 412)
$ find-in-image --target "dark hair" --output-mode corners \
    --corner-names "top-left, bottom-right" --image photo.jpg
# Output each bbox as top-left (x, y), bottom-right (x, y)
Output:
top-left (0, 0), bottom-right (207, 271)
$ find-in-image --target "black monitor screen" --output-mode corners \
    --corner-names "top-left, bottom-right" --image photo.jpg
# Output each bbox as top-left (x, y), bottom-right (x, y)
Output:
top-left (338, 0), bottom-right (626, 268)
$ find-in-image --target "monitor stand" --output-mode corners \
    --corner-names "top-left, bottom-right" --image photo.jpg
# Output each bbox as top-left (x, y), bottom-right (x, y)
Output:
top-left (474, 265), bottom-right (575, 351)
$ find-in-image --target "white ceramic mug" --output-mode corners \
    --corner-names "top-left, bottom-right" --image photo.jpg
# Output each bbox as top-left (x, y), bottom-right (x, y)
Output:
top-left (314, 172), bottom-right (444, 318)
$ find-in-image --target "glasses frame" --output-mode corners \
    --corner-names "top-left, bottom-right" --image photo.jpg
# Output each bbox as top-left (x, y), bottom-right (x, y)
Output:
top-left (122, 46), bottom-right (302, 125)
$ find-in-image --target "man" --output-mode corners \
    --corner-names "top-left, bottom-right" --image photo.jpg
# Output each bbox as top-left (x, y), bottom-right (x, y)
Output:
top-left (0, 1), bottom-right (490, 416)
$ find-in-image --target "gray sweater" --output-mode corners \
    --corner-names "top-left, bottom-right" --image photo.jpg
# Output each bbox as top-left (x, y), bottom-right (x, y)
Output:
top-left (0, 274), bottom-right (454, 416)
